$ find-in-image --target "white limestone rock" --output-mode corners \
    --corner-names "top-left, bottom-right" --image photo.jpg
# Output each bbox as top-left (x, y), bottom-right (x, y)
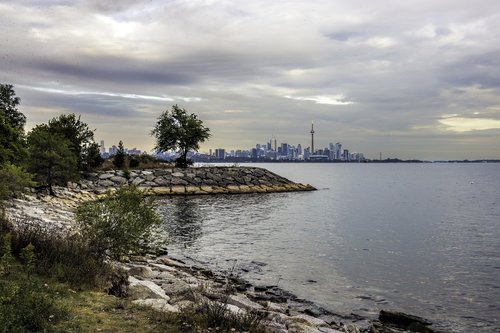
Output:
top-left (132, 298), bottom-right (179, 313)
top-left (128, 276), bottom-right (170, 300)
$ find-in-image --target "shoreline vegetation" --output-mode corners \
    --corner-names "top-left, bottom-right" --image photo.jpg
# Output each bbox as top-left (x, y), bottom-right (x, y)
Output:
top-left (2, 167), bottom-right (443, 333)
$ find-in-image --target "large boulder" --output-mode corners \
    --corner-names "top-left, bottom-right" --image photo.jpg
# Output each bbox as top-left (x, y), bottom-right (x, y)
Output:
top-left (128, 276), bottom-right (170, 300)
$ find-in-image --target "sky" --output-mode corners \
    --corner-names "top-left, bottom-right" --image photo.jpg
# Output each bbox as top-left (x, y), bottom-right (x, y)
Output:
top-left (1, 0), bottom-right (500, 160)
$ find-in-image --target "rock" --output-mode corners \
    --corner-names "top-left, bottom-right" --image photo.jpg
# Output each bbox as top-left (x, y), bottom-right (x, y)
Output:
top-left (111, 176), bottom-right (128, 184)
top-left (153, 177), bottom-right (170, 186)
top-left (185, 186), bottom-right (200, 194)
top-left (128, 276), bottom-right (170, 300)
top-left (131, 177), bottom-right (145, 185)
top-left (287, 321), bottom-right (323, 333)
top-left (170, 186), bottom-right (186, 194)
top-left (99, 173), bottom-right (114, 180)
top-left (150, 263), bottom-right (178, 272)
top-left (224, 303), bottom-right (246, 315)
top-left (98, 180), bottom-right (114, 187)
top-left (157, 256), bottom-right (188, 268)
top-left (152, 187), bottom-right (171, 195)
top-left (171, 178), bottom-right (188, 186)
top-left (128, 265), bottom-right (155, 278)
top-left (132, 298), bottom-right (179, 313)
top-left (318, 328), bottom-right (343, 333)
top-left (162, 280), bottom-right (192, 296)
top-left (289, 314), bottom-right (329, 327)
top-left (266, 301), bottom-right (288, 313)
top-left (171, 172), bottom-right (184, 177)
top-left (227, 294), bottom-right (264, 311)
top-left (379, 310), bottom-right (432, 330)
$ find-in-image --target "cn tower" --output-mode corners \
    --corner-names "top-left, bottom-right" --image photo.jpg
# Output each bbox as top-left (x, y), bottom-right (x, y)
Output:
top-left (310, 121), bottom-right (315, 154)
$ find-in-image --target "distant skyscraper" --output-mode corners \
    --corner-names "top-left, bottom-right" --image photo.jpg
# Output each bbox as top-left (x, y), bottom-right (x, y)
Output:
top-left (310, 121), bottom-right (315, 154)
top-left (215, 148), bottom-right (225, 160)
top-left (335, 142), bottom-right (342, 160)
top-left (100, 140), bottom-right (105, 154)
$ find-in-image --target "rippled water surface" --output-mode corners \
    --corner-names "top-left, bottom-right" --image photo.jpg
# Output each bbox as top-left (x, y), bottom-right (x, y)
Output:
top-left (156, 163), bottom-right (500, 332)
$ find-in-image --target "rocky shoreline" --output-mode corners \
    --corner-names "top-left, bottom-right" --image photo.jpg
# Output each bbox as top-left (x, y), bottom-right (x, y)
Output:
top-left (78, 166), bottom-right (316, 195)
top-left (4, 167), bottom-right (442, 333)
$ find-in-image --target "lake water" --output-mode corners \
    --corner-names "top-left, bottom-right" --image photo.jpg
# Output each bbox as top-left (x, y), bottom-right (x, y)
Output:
top-left (156, 163), bottom-right (500, 333)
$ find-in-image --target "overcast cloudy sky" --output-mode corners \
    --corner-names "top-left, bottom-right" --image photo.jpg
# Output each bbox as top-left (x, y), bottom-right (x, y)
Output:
top-left (1, 0), bottom-right (500, 159)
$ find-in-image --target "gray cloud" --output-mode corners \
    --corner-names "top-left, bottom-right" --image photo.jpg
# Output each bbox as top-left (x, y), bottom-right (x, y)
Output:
top-left (1, 0), bottom-right (500, 159)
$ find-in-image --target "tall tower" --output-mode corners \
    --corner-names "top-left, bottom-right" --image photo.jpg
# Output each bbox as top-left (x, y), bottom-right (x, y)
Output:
top-left (310, 121), bottom-right (315, 154)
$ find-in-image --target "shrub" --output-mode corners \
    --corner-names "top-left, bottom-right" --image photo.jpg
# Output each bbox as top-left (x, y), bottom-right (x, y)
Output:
top-left (0, 278), bottom-right (68, 333)
top-left (2, 218), bottom-right (110, 288)
top-left (0, 163), bottom-right (34, 203)
top-left (128, 156), bottom-right (140, 168)
top-left (76, 186), bottom-right (160, 260)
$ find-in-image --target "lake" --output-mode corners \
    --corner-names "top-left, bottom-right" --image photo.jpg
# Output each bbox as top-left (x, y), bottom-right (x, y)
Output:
top-left (156, 163), bottom-right (500, 333)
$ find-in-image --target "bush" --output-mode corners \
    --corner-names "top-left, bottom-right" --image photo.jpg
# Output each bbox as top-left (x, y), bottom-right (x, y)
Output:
top-left (76, 186), bottom-right (160, 260)
top-left (1, 218), bottom-right (110, 288)
top-left (0, 163), bottom-right (34, 203)
top-left (0, 223), bottom-right (68, 333)
top-left (0, 278), bottom-right (68, 333)
top-left (128, 156), bottom-right (140, 168)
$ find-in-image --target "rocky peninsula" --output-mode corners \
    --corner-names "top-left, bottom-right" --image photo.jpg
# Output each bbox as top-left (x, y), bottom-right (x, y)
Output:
top-left (4, 166), bottom-right (439, 333)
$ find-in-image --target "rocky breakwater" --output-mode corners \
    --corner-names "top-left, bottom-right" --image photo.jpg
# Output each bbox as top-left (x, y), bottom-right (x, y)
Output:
top-left (78, 166), bottom-right (316, 195)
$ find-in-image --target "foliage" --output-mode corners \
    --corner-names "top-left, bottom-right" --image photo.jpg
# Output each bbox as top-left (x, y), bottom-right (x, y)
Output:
top-left (46, 113), bottom-right (102, 171)
top-left (27, 125), bottom-right (78, 189)
top-left (83, 142), bottom-right (104, 171)
top-left (151, 105), bottom-right (210, 168)
top-left (113, 140), bottom-right (126, 168)
top-left (0, 84), bottom-right (27, 165)
top-left (0, 233), bottom-right (15, 275)
top-left (0, 163), bottom-right (34, 203)
top-left (0, 83), bottom-right (25, 131)
top-left (76, 186), bottom-right (161, 260)
top-left (129, 155), bottom-right (140, 168)
top-left (19, 242), bottom-right (36, 275)
top-left (0, 277), bottom-right (68, 333)
top-left (3, 218), bottom-right (110, 288)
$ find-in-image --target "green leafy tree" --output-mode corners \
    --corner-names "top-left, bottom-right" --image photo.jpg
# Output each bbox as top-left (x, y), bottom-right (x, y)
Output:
top-left (0, 163), bottom-right (34, 204)
top-left (112, 140), bottom-right (126, 169)
top-left (83, 142), bottom-right (104, 170)
top-left (47, 113), bottom-right (102, 171)
top-left (27, 125), bottom-right (78, 192)
top-left (0, 84), bottom-right (27, 165)
top-left (151, 105), bottom-right (210, 168)
top-left (0, 84), bottom-right (25, 130)
top-left (76, 186), bottom-right (160, 260)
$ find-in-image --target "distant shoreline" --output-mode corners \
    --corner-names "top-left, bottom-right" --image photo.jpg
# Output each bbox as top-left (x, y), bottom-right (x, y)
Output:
top-left (194, 159), bottom-right (500, 164)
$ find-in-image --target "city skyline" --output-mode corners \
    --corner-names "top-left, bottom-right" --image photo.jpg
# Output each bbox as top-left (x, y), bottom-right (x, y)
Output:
top-left (2, 1), bottom-right (500, 160)
top-left (98, 118), bottom-right (366, 161)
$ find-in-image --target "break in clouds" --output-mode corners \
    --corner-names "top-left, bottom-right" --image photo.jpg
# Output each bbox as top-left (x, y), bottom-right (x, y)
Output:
top-left (1, 0), bottom-right (500, 159)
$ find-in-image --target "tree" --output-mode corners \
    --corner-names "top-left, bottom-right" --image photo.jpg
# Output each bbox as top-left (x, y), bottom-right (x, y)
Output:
top-left (0, 163), bottom-right (34, 208)
top-left (27, 125), bottom-right (78, 192)
top-left (113, 140), bottom-right (126, 168)
top-left (46, 114), bottom-right (102, 171)
top-left (0, 84), bottom-right (27, 165)
top-left (0, 84), bottom-right (25, 130)
top-left (76, 186), bottom-right (160, 260)
top-left (151, 105), bottom-right (210, 168)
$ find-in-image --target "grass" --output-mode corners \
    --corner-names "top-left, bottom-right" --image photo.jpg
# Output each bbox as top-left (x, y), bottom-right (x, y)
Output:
top-left (1, 266), bottom-right (266, 333)
top-left (1, 216), bottom-right (266, 333)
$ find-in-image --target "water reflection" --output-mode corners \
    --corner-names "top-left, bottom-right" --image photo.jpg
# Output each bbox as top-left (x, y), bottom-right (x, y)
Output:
top-left (157, 197), bottom-right (204, 247)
